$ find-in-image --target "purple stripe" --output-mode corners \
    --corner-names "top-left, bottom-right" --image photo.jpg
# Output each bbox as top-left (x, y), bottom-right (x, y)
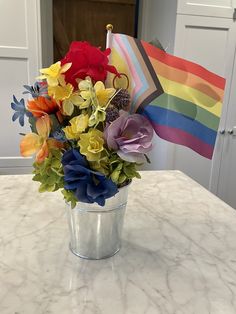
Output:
top-left (152, 123), bottom-right (214, 159)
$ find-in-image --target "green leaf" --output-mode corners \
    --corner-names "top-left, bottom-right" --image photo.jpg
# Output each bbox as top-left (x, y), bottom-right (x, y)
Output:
top-left (39, 184), bottom-right (48, 193)
top-left (111, 170), bottom-right (120, 183)
top-left (61, 189), bottom-right (78, 208)
top-left (118, 174), bottom-right (126, 184)
top-left (28, 116), bottom-right (37, 133)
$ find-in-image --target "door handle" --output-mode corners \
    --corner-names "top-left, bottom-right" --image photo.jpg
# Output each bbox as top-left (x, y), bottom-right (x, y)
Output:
top-left (227, 126), bottom-right (236, 136)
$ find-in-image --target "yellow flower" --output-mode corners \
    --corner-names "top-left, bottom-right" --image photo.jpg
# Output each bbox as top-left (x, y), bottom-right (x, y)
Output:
top-left (78, 78), bottom-right (98, 109)
top-left (48, 82), bottom-right (73, 102)
top-left (78, 129), bottom-right (104, 161)
top-left (94, 81), bottom-right (115, 107)
top-left (62, 92), bottom-right (84, 116)
top-left (63, 114), bottom-right (89, 140)
top-left (38, 61), bottom-right (71, 87)
top-left (78, 79), bottom-right (115, 109)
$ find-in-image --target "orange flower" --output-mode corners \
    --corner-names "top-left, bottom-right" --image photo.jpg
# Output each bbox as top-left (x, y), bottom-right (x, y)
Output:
top-left (20, 115), bottom-right (63, 163)
top-left (27, 96), bottom-right (59, 118)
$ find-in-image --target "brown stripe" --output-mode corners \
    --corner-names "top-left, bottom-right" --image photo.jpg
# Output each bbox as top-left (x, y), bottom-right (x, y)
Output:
top-left (135, 38), bottom-right (164, 98)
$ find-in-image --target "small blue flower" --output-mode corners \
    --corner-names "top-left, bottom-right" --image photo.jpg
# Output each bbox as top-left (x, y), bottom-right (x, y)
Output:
top-left (52, 129), bottom-right (66, 142)
top-left (23, 81), bottom-right (48, 98)
top-left (11, 95), bottom-right (32, 127)
top-left (62, 149), bottom-right (118, 206)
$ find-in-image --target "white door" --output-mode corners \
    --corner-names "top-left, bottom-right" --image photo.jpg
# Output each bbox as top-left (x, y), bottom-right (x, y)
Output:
top-left (177, 0), bottom-right (236, 18)
top-left (173, 15), bottom-right (236, 189)
top-left (216, 47), bottom-right (236, 208)
top-left (0, 0), bottom-right (44, 174)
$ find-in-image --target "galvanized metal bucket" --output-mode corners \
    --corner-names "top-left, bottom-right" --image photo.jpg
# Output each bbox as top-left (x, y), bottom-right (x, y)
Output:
top-left (66, 185), bottom-right (129, 260)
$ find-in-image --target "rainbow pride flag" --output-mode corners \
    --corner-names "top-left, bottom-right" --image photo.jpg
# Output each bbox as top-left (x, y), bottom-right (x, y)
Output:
top-left (107, 33), bottom-right (226, 159)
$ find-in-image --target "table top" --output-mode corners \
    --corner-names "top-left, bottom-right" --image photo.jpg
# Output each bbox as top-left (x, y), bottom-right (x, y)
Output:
top-left (1, 171), bottom-right (236, 314)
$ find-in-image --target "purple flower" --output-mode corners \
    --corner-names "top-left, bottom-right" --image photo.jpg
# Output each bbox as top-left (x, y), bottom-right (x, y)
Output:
top-left (62, 149), bottom-right (118, 206)
top-left (104, 113), bottom-right (153, 163)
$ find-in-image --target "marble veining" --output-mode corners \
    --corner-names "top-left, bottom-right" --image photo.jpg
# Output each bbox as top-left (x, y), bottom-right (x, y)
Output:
top-left (1, 171), bottom-right (236, 313)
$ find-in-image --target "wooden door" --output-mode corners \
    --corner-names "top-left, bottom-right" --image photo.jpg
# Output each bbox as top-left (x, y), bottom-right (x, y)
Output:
top-left (53, 0), bottom-right (138, 61)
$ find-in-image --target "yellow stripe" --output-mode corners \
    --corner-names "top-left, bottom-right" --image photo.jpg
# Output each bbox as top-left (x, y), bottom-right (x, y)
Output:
top-left (159, 76), bottom-right (222, 117)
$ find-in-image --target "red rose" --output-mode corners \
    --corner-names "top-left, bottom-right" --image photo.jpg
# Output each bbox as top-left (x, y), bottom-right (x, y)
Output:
top-left (61, 41), bottom-right (119, 87)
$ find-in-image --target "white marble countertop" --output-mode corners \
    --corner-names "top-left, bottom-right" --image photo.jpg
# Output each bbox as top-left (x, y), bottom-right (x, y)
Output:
top-left (1, 171), bottom-right (236, 314)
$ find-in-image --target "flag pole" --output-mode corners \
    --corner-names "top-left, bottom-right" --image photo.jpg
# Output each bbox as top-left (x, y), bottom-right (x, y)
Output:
top-left (106, 24), bottom-right (113, 49)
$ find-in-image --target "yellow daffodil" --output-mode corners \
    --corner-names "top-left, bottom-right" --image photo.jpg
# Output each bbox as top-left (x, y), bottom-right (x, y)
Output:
top-left (78, 78), bottom-right (115, 109)
top-left (48, 82), bottom-right (73, 102)
top-left (47, 74), bottom-right (85, 116)
top-left (94, 81), bottom-right (115, 107)
top-left (62, 92), bottom-right (85, 116)
top-left (20, 115), bottom-right (63, 163)
top-left (38, 61), bottom-right (71, 87)
top-left (78, 129), bottom-right (104, 161)
top-left (63, 114), bottom-right (89, 140)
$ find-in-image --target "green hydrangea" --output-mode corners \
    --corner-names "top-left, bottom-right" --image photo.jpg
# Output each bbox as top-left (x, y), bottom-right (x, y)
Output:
top-left (109, 154), bottom-right (141, 185)
top-left (32, 149), bottom-right (64, 193)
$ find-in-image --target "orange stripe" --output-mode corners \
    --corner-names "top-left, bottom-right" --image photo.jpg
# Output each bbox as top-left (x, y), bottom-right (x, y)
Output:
top-left (150, 57), bottom-right (224, 102)
top-left (142, 40), bottom-right (226, 90)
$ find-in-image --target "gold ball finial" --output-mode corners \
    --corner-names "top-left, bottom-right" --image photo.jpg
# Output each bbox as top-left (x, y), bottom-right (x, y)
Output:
top-left (106, 24), bottom-right (113, 31)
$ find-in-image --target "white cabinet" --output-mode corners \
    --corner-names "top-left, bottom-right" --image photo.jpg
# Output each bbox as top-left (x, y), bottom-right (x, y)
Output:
top-left (0, 0), bottom-right (53, 174)
top-left (216, 50), bottom-right (236, 208)
top-left (177, 0), bottom-right (236, 18)
top-left (139, 0), bottom-right (236, 208)
top-left (173, 15), bottom-right (236, 189)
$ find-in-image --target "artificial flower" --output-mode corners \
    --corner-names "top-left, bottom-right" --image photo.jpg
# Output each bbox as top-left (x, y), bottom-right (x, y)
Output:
top-left (88, 107), bottom-right (106, 127)
top-left (23, 81), bottom-right (48, 98)
top-left (93, 81), bottom-right (115, 107)
top-left (27, 96), bottom-right (59, 118)
top-left (48, 81), bottom-right (73, 103)
top-left (78, 78), bottom-right (99, 109)
top-left (63, 114), bottom-right (89, 140)
top-left (61, 41), bottom-right (119, 87)
top-left (78, 79), bottom-right (115, 109)
top-left (38, 61), bottom-right (72, 87)
top-left (104, 113), bottom-right (153, 163)
top-left (61, 91), bottom-right (84, 116)
top-left (62, 149), bottom-right (118, 206)
top-left (78, 128), bottom-right (104, 161)
top-left (11, 96), bottom-right (32, 126)
top-left (89, 151), bottom-right (109, 175)
top-left (20, 115), bottom-right (63, 163)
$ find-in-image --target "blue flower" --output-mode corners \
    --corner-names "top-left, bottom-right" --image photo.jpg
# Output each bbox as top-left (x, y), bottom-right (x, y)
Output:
top-left (23, 81), bottom-right (48, 98)
top-left (62, 149), bottom-right (118, 206)
top-left (52, 129), bottom-right (66, 142)
top-left (11, 95), bottom-right (32, 126)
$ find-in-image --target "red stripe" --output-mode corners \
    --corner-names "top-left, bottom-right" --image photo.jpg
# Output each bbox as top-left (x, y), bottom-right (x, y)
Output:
top-left (152, 123), bottom-right (214, 159)
top-left (141, 41), bottom-right (226, 90)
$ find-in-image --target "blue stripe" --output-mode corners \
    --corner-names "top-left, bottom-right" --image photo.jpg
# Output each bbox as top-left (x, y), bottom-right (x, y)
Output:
top-left (142, 105), bottom-right (217, 146)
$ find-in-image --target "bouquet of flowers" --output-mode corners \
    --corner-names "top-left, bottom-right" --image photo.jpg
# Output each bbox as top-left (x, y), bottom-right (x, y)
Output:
top-left (11, 41), bottom-right (154, 208)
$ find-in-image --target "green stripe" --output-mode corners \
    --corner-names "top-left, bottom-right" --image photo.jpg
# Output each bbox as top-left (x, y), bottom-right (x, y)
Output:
top-left (151, 93), bottom-right (220, 131)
